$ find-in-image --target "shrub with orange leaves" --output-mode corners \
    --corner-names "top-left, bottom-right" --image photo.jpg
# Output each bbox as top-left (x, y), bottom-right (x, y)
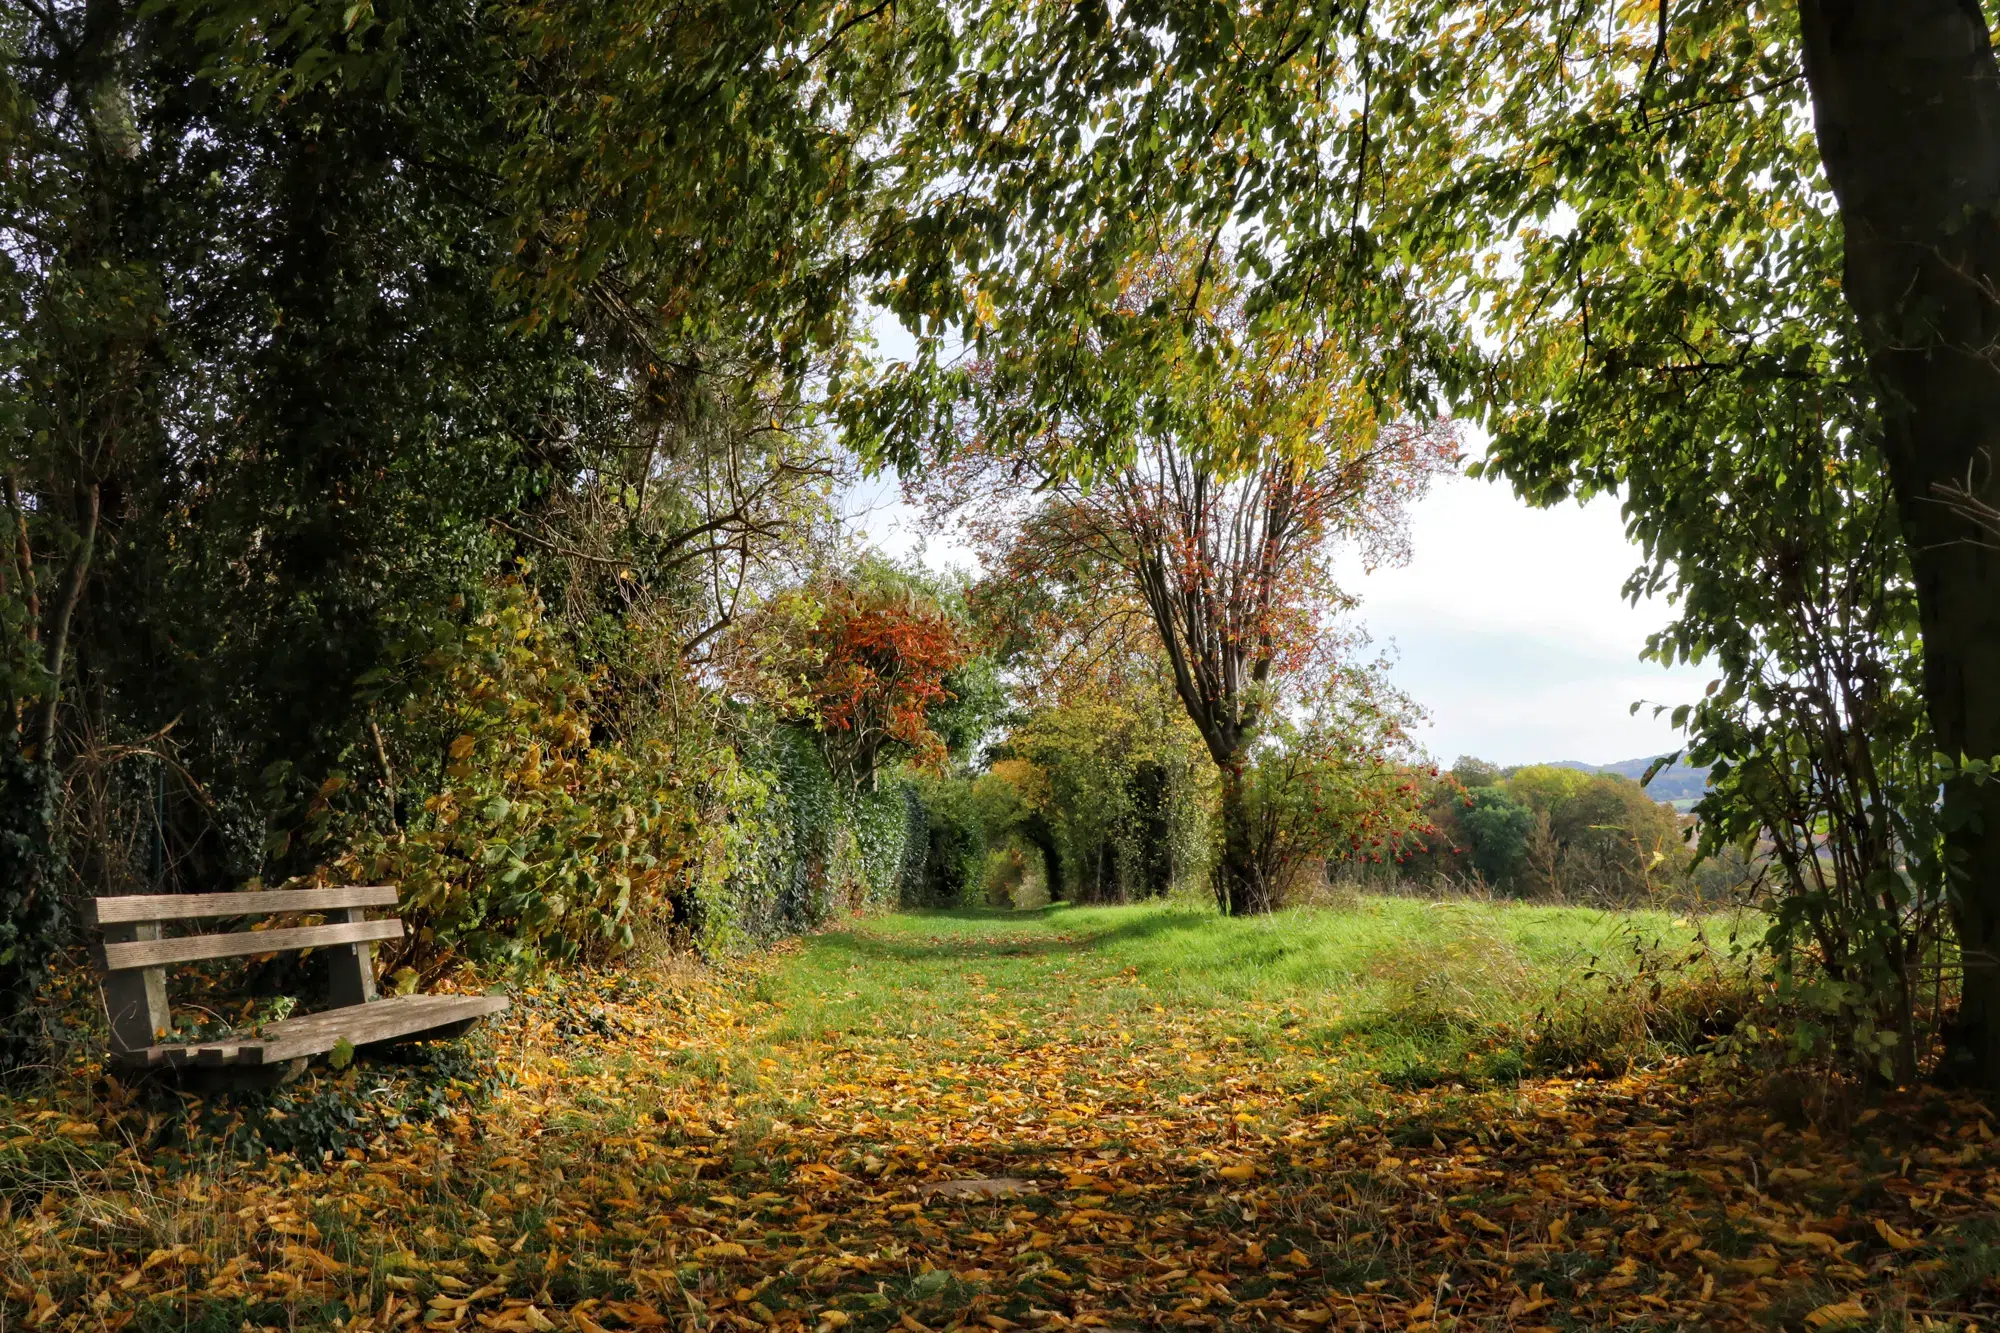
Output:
top-left (728, 563), bottom-right (972, 791)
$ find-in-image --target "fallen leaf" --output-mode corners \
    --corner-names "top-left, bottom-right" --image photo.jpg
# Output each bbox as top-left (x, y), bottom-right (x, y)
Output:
top-left (1874, 1218), bottom-right (1919, 1251)
top-left (695, 1242), bottom-right (749, 1262)
top-left (1805, 1299), bottom-right (1869, 1329)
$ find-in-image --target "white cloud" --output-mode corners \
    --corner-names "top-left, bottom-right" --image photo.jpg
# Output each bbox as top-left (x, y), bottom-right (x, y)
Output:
top-left (1339, 469), bottom-right (1715, 767)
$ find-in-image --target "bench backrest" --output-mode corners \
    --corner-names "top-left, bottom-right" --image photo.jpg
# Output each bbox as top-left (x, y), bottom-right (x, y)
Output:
top-left (90, 886), bottom-right (402, 1055)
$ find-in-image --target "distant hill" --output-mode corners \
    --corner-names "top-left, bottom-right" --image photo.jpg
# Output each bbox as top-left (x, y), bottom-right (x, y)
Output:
top-left (1548, 755), bottom-right (1710, 806)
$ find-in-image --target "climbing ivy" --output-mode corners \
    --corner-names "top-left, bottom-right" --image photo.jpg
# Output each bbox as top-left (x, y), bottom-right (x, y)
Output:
top-left (0, 753), bottom-right (62, 1071)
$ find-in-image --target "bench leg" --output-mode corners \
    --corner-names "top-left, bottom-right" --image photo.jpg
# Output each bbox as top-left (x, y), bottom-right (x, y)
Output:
top-left (327, 906), bottom-right (379, 1007)
top-left (100, 923), bottom-right (170, 1055)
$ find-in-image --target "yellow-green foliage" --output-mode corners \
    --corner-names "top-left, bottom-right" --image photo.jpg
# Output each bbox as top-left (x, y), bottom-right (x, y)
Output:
top-left (1416, 764), bottom-right (1688, 903)
top-left (999, 693), bottom-right (1212, 902)
top-left (317, 584), bottom-right (784, 976)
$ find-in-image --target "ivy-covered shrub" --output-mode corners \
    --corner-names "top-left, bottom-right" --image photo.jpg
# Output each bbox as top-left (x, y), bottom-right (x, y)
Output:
top-left (851, 782), bottom-right (919, 906)
top-left (311, 583), bottom-right (773, 977)
top-left (0, 753), bottom-right (63, 1068)
top-left (725, 725), bottom-right (916, 944)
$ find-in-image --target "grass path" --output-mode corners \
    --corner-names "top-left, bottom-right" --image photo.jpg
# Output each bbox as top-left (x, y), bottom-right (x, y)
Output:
top-left (4, 902), bottom-right (1997, 1332)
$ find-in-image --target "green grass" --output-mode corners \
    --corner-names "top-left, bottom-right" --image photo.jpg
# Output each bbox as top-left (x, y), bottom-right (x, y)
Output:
top-left (751, 896), bottom-right (1755, 1092)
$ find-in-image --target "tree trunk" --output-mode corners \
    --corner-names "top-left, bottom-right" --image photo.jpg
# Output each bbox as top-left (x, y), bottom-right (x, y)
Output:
top-left (34, 483), bottom-right (100, 760)
top-left (1797, 1), bottom-right (2000, 1087)
top-left (1217, 761), bottom-right (1272, 916)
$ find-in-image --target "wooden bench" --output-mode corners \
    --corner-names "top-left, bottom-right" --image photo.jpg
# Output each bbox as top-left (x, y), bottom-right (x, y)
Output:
top-left (88, 885), bottom-right (507, 1079)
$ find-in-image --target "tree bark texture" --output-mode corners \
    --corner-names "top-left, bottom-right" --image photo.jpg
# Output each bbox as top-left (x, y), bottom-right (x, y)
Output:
top-left (1216, 762), bottom-right (1273, 917)
top-left (1798, 0), bottom-right (2000, 1086)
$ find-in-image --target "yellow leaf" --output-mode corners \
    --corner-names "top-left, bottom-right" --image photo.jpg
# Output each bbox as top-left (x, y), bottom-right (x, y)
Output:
top-left (1874, 1218), bottom-right (1919, 1251)
top-left (1724, 1257), bottom-right (1778, 1277)
top-left (694, 1242), bottom-right (748, 1261)
top-left (281, 1244), bottom-right (349, 1276)
top-left (467, 1234), bottom-right (503, 1260)
top-left (1218, 1164), bottom-right (1256, 1183)
top-left (1805, 1299), bottom-right (1869, 1329)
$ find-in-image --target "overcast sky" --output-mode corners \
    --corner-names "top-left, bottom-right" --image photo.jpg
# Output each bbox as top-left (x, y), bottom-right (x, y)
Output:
top-left (1324, 465), bottom-right (1714, 767)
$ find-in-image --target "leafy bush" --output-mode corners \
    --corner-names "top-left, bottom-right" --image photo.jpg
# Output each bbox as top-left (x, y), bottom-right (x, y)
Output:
top-left (307, 583), bottom-right (922, 975)
top-left (900, 773), bottom-right (986, 907)
top-left (309, 583), bottom-right (764, 975)
top-left (1460, 787), bottom-right (1533, 886)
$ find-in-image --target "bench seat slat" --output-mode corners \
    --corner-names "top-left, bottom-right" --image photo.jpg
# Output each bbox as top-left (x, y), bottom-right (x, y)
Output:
top-left (94, 919), bottom-right (403, 972)
top-left (256, 994), bottom-right (508, 1063)
top-left (110, 994), bottom-right (510, 1068)
top-left (87, 886), bottom-right (399, 926)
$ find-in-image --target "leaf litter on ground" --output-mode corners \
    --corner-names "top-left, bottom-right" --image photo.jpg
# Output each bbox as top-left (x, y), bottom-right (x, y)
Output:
top-left (3, 907), bottom-right (1997, 1332)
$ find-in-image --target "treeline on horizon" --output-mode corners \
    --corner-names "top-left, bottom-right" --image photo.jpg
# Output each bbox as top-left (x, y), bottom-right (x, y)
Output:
top-left (971, 739), bottom-right (1729, 915)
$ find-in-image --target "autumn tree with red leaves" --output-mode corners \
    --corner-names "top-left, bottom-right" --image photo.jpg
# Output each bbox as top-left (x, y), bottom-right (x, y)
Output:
top-left (728, 562), bottom-right (971, 792)
top-left (914, 248), bottom-right (1459, 914)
